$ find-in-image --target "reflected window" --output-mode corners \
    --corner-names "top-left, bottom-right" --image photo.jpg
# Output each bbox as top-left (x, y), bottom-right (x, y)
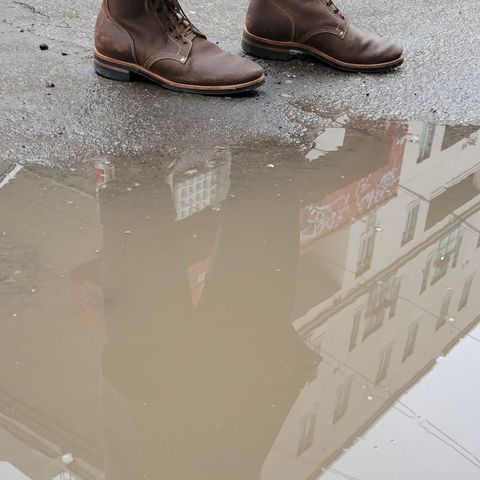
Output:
top-left (363, 277), bottom-right (396, 340)
top-left (451, 231), bottom-right (463, 268)
top-left (333, 378), bottom-right (352, 424)
top-left (349, 310), bottom-right (362, 352)
top-left (389, 279), bottom-right (402, 319)
top-left (356, 213), bottom-right (378, 278)
top-left (174, 170), bottom-right (218, 220)
top-left (297, 412), bottom-right (316, 455)
top-left (420, 258), bottom-right (432, 294)
top-left (364, 308), bottom-right (385, 341)
top-left (402, 204), bottom-right (420, 246)
top-left (403, 320), bottom-right (420, 362)
top-left (376, 343), bottom-right (394, 384)
top-left (459, 274), bottom-right (475, 311)
top-left (356, 229), bottom-right (376, 277)
top-left (417, 122), bottom-right (436, 163)
top-left (436, 293), bottom-right (451, 330)
top-left (431, 230), bottom-right (461, 285)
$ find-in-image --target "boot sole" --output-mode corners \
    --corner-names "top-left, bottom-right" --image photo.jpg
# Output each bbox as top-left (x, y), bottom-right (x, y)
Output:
top-left (93, 49), bottom-right (265, 95)
top-left (242, 29), bottom-right (404, 73)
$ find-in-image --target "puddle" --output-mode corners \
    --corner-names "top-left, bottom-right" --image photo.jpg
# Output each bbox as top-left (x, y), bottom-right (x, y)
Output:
top-left (1, 118), bottom-right (480, 480)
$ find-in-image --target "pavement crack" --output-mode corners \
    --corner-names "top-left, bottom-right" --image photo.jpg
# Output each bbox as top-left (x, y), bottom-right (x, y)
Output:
top-left (13, 0), bottom-right (50, 18)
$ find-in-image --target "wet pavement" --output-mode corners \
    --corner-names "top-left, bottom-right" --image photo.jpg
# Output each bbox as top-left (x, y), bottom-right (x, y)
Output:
top-left (1, 118), bottom-right (480, 479)
top-left (1, 0), bottom-right (480, 164)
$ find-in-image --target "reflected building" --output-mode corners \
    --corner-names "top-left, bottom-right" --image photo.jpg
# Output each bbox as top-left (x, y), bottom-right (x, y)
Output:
top-left (270, 122), bottom-right (480, 480)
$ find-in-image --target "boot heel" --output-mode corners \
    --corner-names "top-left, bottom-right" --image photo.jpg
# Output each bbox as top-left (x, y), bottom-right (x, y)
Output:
top-left (94, 59), bottom-right (132, 82)
top-left (242, 36), bottom-right (292, 61)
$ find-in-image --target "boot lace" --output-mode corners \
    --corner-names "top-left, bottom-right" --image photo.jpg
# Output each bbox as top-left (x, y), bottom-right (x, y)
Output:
top-left (325, 0), bottom-right (345, 19)
top-left (145, 0), bottom-right (204, 44)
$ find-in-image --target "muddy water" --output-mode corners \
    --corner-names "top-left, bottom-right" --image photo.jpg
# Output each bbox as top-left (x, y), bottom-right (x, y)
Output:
top-left (1, 119), bottom-right (480, 480)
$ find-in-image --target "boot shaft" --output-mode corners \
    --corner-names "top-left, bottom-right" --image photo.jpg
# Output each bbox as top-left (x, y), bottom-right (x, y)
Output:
top-left (245, 0), bottom-right (347, 42)
top-left (95, 0), bottom-right (189, 65)
top-left (95, 0), bottom-right (138, 63)
top-left (106, 0), bottom-right (149, 21)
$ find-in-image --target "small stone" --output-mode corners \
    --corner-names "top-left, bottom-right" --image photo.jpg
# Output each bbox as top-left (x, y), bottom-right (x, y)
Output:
top-left (39, 43), bottom-right (49, 51)
top-left (45, 82), bottom-right (55, 88)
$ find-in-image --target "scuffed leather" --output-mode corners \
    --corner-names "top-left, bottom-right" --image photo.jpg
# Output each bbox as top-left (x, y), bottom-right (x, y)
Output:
top-left (95, 6), bottom-right (136, 63)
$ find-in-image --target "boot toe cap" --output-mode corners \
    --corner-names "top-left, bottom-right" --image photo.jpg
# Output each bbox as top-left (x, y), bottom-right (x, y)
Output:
top-left (229, 56), bottom-right (265, 84)
top-left (336, 24), bottom-right (404, 67)
top-left (380, 38), bottom-right (404, 64)
top-left (362, 31), bottom-right (404, 66)
top-left (187, 39), bottom-right (264, 87)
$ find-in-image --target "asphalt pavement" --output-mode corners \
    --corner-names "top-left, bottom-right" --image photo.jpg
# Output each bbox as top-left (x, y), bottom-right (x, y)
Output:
top-left (1, 0), bottom-right (479, 165)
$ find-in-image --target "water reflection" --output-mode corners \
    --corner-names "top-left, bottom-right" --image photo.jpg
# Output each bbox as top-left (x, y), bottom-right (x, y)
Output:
top-left (0, 119), bottom-right (479, 479)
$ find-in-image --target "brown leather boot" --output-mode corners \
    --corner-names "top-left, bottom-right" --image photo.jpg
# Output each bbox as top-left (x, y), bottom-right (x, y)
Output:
top-left (94, 0), bottom-right (264, 94)
top-left (242, 0), bottom-right (404, 72)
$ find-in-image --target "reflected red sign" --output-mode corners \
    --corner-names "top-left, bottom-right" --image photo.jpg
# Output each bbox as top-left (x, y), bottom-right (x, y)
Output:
top-left (300, 122), bottom-right (407, 250)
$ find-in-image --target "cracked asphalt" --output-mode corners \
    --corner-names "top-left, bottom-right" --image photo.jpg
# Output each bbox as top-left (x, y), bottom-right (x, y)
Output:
top-left (1, 0), bottom-right (479, 165)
